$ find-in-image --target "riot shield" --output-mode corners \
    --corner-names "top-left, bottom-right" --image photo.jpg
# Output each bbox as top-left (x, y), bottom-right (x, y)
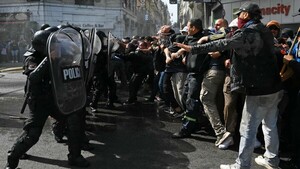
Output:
top-left (107, 32), bottom-right (119, 74)
top-left (80, 30), bottom-right (92, 83)
top-left (85, 28), bottom-right (102, 86)
top-left (82, 31), bottom-right (92, 61)
top-left (47, 27), bottom-right (86, 115)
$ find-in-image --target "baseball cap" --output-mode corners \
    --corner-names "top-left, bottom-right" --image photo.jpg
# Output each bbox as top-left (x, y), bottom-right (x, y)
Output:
top-left (234, 2), bottom-right (261, 17)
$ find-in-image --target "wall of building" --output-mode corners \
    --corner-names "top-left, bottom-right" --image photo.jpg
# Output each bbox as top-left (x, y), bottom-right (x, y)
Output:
top-left (0, 0), bottom-right (169, 39)
top-left (178, 0), bottom-right (218, 29)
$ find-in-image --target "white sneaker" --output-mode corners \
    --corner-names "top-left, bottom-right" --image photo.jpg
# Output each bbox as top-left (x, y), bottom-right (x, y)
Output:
top-left (255, 155), bottom-right (278, 169)
top-left (218, 136), bottom-right (234, 150)
top-left (216, 132), bottom-right (231, 146)
top-left (254, 139), bottom-right (262, 149)
top-left (220, 163), bottom-right (239, 169)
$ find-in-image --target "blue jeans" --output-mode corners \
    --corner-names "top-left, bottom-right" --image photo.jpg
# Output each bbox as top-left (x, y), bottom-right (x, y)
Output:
top-left (181, 73), bottom-right (203, 120)
top-left (158, 72), bottom-right (165, 99)
top-left (236, 90), bottom-right (284, 168)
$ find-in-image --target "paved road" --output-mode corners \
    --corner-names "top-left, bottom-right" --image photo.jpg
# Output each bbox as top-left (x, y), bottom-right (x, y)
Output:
top-left (0, 71), bottom-right (268, 169)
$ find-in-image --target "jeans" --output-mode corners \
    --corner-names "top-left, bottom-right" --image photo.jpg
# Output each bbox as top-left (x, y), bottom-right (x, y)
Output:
top-left (163, 72), bottom-right (179, 108)
top-left (236, 90), bottom-right (284, 168)
top-left (158, 72), bottom-right (165, 99)
top-left (11, 50), bottom-right (19, 62)
top-left (181, 73), bottom-right (203, 120)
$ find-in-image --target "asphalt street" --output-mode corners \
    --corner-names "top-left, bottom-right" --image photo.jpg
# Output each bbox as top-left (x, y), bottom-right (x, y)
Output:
top-left (0, 68), bottom-right (269, 169)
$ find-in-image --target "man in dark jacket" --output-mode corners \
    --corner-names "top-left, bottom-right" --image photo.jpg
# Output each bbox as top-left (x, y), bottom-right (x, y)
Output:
top-left (175, 2), bottom-right (283, 169)
top-left (172, 18), bottom-right (210, 139)
top-left (124, 41), bottom-right (153, 104)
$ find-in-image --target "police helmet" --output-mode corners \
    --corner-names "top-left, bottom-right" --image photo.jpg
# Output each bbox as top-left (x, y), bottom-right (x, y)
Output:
top-left (45, 26), bottom-right (59, 32)
top-left (40, 24), bottom-right (50, 30)
top-left (57, 24), bottom-right (68, 29)
top-left (96, 30), bottom-right (107, 39)
top-left (32, 30), bottom-right (52, 55)
top-left (96, 30), bottom-right (107, 47)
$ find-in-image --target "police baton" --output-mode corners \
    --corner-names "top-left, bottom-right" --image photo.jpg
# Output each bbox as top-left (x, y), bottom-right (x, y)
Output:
top-left (20, 94), bottom-right (29, 114)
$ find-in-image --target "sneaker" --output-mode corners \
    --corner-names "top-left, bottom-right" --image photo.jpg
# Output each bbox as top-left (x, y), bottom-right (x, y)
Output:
top-left (165, 107), bottom-right (175, 115)
top-left (255, 155), bottom-right (278, 169)
top-left (218, 136), bottom-right (234, 150)
top-left (215, 132), bottom-right (231, 146)
top-left (172, 112), bottom-right (185, 119)
top-left (6, 153), bottom-right (19, 169)
top-left (220, 163), bottom-right (240, 169)
top-left (172, 129), bottom-right (191, 139)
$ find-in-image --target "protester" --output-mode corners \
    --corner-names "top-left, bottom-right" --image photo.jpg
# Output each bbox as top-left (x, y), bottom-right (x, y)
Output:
top-left (174, 2), bottom-right (283, 168)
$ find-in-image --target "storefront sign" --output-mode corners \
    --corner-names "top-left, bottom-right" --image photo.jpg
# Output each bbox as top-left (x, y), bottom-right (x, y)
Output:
top-left (70, 22), bottom-right (114, 29)
top-left (260, 3), bottom-right (291, 16)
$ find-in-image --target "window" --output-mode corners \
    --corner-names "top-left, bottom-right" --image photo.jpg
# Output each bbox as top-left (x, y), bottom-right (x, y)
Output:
top-left (75, 0), bottom-right (94, 6)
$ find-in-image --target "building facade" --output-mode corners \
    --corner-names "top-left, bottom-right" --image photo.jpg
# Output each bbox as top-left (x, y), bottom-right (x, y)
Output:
top-left (178, 0), bottom-right (300, 32)
top-left (0, 0), bottom-right (171, 42)
top-left (222, 0), bottom-right (300, 31)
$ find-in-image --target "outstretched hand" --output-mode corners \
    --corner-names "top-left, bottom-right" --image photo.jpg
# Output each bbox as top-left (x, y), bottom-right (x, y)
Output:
top-left (173, 42), bottom-right (192, 52)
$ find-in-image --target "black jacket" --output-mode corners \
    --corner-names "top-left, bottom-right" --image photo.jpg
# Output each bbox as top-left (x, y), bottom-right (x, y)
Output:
top-left (185, 31), bottom-right (209, 73)
top-left (191, 21), bottom-right (282, 95)
top-left (127, 50), bottom-right (153, 74)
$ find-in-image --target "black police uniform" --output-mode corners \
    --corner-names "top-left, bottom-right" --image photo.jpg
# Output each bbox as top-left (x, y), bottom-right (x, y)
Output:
top-left (125, 49), bottom-right (153, 103)
top-left (90, 31), bottom-right (118, 109)
top-left (5, 30), bottom-right (89, 169)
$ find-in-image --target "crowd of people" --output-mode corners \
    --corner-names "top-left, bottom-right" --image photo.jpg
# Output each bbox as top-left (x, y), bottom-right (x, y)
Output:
top-left (0, 38), bottom-right (28, 63)
top-left (4, 1), bottom-right (300, 169)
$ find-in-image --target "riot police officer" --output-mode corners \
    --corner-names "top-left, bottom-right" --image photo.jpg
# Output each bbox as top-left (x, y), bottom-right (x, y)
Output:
top-left (90, 30), bottom-right (119, 110)
top-left (5, 28), bottom-right (90, 168)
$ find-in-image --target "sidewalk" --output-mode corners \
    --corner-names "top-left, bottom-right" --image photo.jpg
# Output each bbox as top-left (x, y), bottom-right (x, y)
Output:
top-left (0, 62), bottom-right (23, 72)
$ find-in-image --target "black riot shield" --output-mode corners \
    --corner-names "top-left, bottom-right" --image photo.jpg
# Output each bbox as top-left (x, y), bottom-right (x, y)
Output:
top-left (80, 29), bottom-right (92, 83)
top-left (82, 31), bottom-right (92, 62)
top-left (47, 27), bottom-right (86, 115)
top-left (85, 28), bottom-right (102, 86)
